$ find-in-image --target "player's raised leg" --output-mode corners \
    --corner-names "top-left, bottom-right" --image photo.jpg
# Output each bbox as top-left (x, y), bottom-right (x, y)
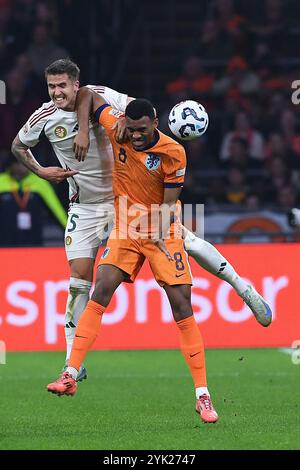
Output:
top-left (47, 264), bottom-right (127, 395)
top-left (183, 229), bottom-right (272, 327)
top-left (164, 283), bottom-right (219, 423)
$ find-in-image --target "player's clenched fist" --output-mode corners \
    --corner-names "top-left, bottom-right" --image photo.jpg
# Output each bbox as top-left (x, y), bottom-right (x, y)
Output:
top-left (73, 131), bottom-right (90, 161)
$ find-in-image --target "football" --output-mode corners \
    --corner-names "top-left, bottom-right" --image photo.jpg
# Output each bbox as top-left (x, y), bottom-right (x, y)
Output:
top-left (168, 100), bottom-right (209, 141)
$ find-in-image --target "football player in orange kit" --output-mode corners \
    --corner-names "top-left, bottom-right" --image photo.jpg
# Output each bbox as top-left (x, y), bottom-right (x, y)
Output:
top-left (47, 90), bottom-right (218, 423)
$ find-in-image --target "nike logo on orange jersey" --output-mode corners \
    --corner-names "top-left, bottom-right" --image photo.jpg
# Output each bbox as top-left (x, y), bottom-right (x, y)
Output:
top-left (175, 273), bottom-right (185, 278)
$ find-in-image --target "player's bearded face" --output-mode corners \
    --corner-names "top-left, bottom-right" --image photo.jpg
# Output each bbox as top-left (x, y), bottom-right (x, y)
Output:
top-left (47, 73), bottom-right (79, 111)
top-left (126, 116), bottom-right (158, 151)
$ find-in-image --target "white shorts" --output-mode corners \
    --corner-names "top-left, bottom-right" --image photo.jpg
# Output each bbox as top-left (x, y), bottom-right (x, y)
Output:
top-left (65, 202), bottom-right (114, 261)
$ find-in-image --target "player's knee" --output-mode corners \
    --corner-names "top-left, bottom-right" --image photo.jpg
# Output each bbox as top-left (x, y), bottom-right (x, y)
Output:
top-left (184, 231), bottom-right (204, 254)
top-left (69, 259), bottom-right (94, 282)
top-left (173, 309), bottom-right (193, 322)
top-left (70, 270), bottom-right (92, 281)
top-left (91, 278), bottom-right (114, 306)
top-left (171, 297), bottom-right (193, 322)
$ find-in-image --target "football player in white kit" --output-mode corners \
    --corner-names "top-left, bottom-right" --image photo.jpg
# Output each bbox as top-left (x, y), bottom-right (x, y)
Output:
top-left (12, 59), bottom-right (134, 381)
top-left (12, 59), bottom-right (272, 384)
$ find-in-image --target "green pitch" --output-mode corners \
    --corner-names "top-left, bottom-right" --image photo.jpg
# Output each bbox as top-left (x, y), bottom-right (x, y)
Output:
top-left (0, 349), bottom-right (299, 450)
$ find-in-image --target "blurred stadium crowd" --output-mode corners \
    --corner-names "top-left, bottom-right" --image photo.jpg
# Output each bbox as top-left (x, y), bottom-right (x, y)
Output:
top-left (1, 0), bottom-right (300, 245)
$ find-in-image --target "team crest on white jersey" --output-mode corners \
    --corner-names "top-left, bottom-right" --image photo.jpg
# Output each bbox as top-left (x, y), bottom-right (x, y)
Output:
top-left (55, 126), bottom-right (67, 138)
top-left (65, 235), bottom-right (72, 246)
top-left (145, 154), bottom-right (161, 170)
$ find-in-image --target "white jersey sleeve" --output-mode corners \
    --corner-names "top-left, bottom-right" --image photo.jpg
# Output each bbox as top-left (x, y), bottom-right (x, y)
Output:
top-left (18, 101), bottom-right (57, 147)
top-left (87, 85), bottom-right (128, 113)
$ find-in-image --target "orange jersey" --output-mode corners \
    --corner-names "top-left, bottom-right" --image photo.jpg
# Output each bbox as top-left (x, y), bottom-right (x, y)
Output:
top-left (96, 104), bottom-right (186, 237)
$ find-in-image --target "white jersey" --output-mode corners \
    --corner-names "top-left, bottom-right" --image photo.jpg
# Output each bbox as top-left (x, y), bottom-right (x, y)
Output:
top-left (18, 85), bottom-right (128, 204)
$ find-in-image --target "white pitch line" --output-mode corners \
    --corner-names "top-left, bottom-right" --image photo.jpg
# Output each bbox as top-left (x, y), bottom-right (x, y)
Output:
top-left (278, 348), bottom-right (295, 356)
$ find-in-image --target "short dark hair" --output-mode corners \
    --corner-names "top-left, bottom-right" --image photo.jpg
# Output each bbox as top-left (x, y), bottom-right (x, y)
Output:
top-left (125, 98), bottom-right (155, 120)
top-left (45, 59), bottom-right (80, 81)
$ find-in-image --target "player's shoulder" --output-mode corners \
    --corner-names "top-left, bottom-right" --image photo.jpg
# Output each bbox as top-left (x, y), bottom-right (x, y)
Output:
top-left (97, 103), bottom-right (123, 124)
top-left (158, 131), bottom-right (186, 157)
top-left (159, 130), bottom-right (184, 148)
top-left (27, 100), bottom-right (57, 129)
top-left (86, 84), bottom-right (106, 95)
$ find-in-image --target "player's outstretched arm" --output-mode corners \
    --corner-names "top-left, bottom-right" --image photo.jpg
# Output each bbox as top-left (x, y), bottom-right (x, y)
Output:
top-left (73, 87), bottom-right (107, 161)
top-left (11, 135), bottom-right (78, 183)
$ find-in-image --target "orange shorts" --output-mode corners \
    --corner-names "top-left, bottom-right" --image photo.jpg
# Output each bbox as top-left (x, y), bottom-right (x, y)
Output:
top-left (99, 236), bottom-right (192, 286)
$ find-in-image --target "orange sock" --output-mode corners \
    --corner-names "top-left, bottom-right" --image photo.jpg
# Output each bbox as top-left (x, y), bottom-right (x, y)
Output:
top-left (69, 299), bottom-right (105, 371)
top-left (176, 315), bottom-right (207, 388)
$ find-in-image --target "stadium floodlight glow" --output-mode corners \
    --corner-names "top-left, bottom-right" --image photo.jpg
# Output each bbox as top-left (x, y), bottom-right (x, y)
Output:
top-left (0, 80), bottom-right (6, 104)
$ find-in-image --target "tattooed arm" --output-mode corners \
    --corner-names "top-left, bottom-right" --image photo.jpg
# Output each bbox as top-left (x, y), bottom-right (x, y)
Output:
top-left (11, 135), bottom-right (78, 184)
